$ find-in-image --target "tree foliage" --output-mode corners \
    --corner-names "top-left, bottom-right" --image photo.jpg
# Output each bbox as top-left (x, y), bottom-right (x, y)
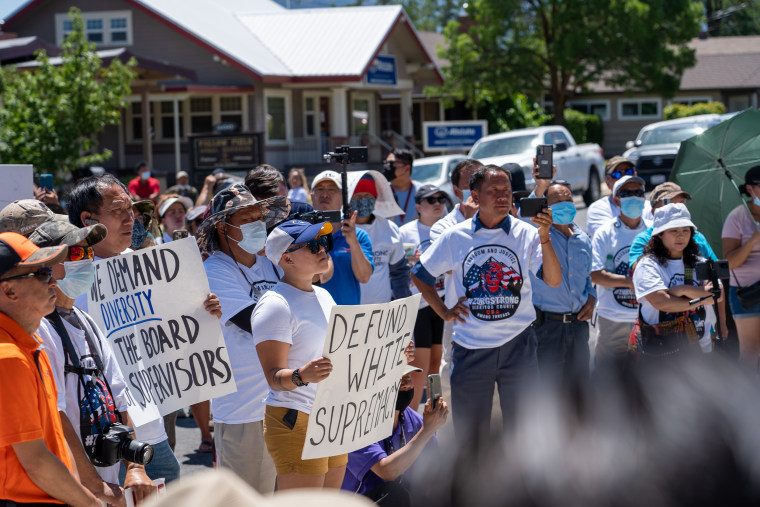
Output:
top-left (704, 0), bottom-right (760, 36)
top-left (432, 0), bottom-right (703, 126)
top-left (663, 101), bottom-right (727, 120)
top-left (0, 8), bottom-right (136, 176)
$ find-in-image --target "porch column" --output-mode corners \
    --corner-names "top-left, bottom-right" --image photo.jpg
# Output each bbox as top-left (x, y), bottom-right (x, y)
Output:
top-left (140, 89), bottom-right (152, 166)
top-left (173, 98), bottom-right (181, 173)
top-left (331, 87), bottom-right (348, 142)
top-left (400, 89), bottom-right (413, 139)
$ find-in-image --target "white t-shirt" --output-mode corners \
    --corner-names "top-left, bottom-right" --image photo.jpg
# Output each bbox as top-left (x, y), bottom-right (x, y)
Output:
top-left (633, 255), bottom-right (715, 350)
top-left (430, 205), bottom-right (465, 242)
top-left (419, 215), bottom-right (543, 349)
top-left (586, 196), bottom-right (651, 238)
top-left (37, 309), bottom-right (131, 482)
top-left (399, 220), bottom-right (444, 309)
top-left (204, 251), bottom-right (282, 424)
top-left (251, 283), bottom-right (335, 413)
top-left (287, 187), bottom-right (308, 203)
top-left (357, 215), bottom-right (405, 304)
top-left (591, 217), bottom-right (647, 322)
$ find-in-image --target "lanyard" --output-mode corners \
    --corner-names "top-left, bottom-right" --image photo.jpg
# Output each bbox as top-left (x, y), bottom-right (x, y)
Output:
top-left (395, 187), bottom-right (413, 222)
top-left (383, 411), bottom-right (406, 455)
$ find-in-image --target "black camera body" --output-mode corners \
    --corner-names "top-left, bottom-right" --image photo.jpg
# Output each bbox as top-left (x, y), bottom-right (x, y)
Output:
top-left (323, 145), bottom-right (368, 164)
top-left (291, 209), bottom-right (342, 225)
top-left (91, 423), bottom-right (153, 467)
top-left (695, 260), bottom-right (730, 282)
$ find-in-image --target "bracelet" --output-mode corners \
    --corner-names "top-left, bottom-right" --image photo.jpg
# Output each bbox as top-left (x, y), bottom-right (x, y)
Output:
top-left (540, 237), bottom-right (551, 244)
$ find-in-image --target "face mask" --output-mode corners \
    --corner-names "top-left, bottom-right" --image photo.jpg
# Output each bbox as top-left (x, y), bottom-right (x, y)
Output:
top-left (751, 187), bottom-right (760, 207)
top-left (141, 171), bottom-right (151, 180)
top-left (620, 196), bottom-right (645, 219)
top-left (350, 197), bottom-right (375, 218)
top-left (177, 184), bottom-right (189, 190)
top-left (550, 201), bottom-right (576, 225)
top-left (382, 162), bottom-right (398, 182)
top-left (57, 260), bottom-right (94, 298)
top-left (462, 189), bottom-right (471, 204)
top-left (131, 220), bottom-right (147, 250)
top-left (395, 388), bottom-right (414, 412)
top-left (228, 220), bottom-right (267, 254)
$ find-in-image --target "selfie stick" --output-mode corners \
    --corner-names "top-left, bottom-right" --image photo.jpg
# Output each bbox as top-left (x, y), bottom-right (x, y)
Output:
top-left (341, 158), bottom-right (350, 221)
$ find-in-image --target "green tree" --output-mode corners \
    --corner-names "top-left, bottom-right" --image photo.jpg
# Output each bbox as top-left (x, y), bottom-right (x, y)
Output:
top-left (0, 7), bottom-right (136, 176)
top-left (704, 0), bottom-right (760, 36)
top-left (432, 0), bottom-right (703, 127)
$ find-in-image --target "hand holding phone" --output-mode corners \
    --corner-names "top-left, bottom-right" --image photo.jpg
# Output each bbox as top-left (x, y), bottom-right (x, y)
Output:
top-left (427, 374), bottom-right (442, 409)
top-left (536, 145), bottom-right (553, 179)
top-left (40, 174), bottom-right (54, 191)
top-left (172, 229), bottom-right (189, 240)
top-left (519, 197), bottom-right (548, 218)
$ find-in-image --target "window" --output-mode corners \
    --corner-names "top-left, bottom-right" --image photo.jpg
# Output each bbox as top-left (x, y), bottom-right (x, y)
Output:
top-left (219, 96), bottom-right (243, 130)
top-left (352, 94), bottom-right (373, 136)
top-left (159, 101), bottom-right (183, 139)
top-left (190, 97), bottom-right (213, 134)
top-left (545, 131), bottom-right (571, 147)
top-left (669, 96), bottom-right (712, 107)
top-left (55, 11), bottom-right (133, 46)
top-left (264, 90), bottom-right (291, 144)
top-left (618, 98), bottom-right (661, 120)
top-left (567, 100), bottom-right (610, 121)
top-left (304, 96), bottom-right (317, 137)
top-left (131, 102), bottom-right (143, 141)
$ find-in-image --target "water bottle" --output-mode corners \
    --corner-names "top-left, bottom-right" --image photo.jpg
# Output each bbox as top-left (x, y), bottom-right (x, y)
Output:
top-left (605, 254), bottom-right (614, 272)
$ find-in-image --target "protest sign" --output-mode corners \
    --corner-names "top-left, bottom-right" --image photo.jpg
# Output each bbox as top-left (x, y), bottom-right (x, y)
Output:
top-left (88, 238), bottom-right (236, 426)
top-left (0, 165), bottom-right (33, 209)
top-left (302, 294), bottom-right (421, 460)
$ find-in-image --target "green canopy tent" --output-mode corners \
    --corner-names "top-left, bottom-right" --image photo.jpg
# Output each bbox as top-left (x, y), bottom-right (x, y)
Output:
top-left (670, 109), bottom-right (760, 258)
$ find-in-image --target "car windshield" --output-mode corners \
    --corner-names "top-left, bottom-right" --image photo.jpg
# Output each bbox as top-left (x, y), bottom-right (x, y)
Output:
top-left (639, 125), bottom-right (708, 146)
top-left (470, 135), bottom-right (536, 159)
top-left (412, 162), bottom-right (445, 182)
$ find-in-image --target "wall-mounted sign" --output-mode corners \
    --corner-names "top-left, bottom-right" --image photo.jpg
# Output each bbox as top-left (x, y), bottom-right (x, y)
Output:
top-left (189, 133), bottom-right (263, 171)
top-left (367, 55), bottom-right (397, 86)
top-left (423, 121), bottom-right (488, 152)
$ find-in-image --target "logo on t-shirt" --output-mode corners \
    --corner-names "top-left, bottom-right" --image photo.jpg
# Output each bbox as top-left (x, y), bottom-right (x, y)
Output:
top-left (667, 273), bottom-right (707, 336)
top-left (612, 246), bottom-right (638, 309)
top-left (462, 244), bottom-right (523, 321)
top-left (372, 248), bottom-right (390, 266)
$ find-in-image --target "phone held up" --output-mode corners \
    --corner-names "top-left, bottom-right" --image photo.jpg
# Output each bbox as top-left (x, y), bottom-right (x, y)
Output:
top-left (519, 197), bottom-right (548, 218)
top-left (536, 145), bottom-right (553, 179)
top-left (427, 374), bottom-right (442, 409)
top-left (172, 229), bottom-right (189, 241)
top-left (40, 173), bottom-right (54, 191)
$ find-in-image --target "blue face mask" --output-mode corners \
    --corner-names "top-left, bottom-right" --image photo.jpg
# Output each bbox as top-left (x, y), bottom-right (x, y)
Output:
top-left (57, 260), bottom-right (94, 298)
top-left (350, 197), bottom-right (375, 218)
top-left (620, 196), bottom-right (645, 219)
top-left (228, 220), bottom-right (267, 254)
top-left (131, 220), bottom-right (147, 250)
top-left (550, 201), bottom-right (576, 225)
top-left (141, 171), bottom-right (151, 180)
top-left (462, 189), bottom-right (471, 204)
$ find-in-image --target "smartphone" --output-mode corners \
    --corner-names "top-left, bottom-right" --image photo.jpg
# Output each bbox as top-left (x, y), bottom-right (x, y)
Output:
top-left (282, 408), bottom-right (298, 430)
top-left (40, 173), bottom-right (54, 191)
top-left (427, 374), bottom-right (442, 409)
top-left (172, 229), bottom-right (189, 241)
top-left (520, 197), bottom-right (548, 218)
top-left (536, 145), bottom-right (553, 179)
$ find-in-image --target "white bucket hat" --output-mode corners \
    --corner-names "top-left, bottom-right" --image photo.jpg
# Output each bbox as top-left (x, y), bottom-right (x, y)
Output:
top-left (651, 203), bottom-right (697, 236)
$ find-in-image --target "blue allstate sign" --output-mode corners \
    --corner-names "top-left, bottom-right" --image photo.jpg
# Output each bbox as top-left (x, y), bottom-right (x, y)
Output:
top-left (367, 55), bottom-right (397, 86)
top-left (423, 121), bottom-right (488, 151)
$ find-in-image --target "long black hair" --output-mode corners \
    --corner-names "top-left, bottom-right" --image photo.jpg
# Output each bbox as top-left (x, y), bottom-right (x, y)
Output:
top-left (643, 228), bottom-right (699, 266)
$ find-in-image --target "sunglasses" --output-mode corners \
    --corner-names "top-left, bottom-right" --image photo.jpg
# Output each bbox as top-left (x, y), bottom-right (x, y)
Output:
top-left (0, 266), bottom-right (54, 283)
top-left (423, 196), bottom-right (447, 205)
top-left (617, 189), bottom-right (646, 198)
top-left (285, 234), bottom-right (333, 255)
top-left (609, 167), bottom-right (636, 179)
top-left (69, 246), bottom-right (94, 262)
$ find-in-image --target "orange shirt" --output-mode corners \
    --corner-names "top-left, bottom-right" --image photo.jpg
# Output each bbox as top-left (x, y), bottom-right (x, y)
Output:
top-left (0, 312), bottom-right (72, 504)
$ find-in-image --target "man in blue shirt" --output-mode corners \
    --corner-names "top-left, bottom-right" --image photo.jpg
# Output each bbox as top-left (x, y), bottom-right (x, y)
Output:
top-left (530, 181), bottom-right (596, 383)
top-left (310, 170), bottom-right (373, 305)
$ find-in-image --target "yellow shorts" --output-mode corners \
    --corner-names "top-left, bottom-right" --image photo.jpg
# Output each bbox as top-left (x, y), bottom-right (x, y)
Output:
top-left (263, 405), bottom-right (348, 475)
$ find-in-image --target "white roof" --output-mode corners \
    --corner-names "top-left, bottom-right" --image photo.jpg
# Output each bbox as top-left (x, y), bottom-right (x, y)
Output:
top-left (0, 36), bottom-right (38, 49)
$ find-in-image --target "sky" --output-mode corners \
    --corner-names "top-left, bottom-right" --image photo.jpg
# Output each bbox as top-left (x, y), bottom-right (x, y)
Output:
top-left (1, 0), bottom-right (27, 22)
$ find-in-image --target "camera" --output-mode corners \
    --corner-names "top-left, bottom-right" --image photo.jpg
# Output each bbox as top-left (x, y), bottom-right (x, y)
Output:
top-left (89, 423), bottom-right (153, 467)
top-left (289, 209), bottom-right (342, 225)
top-left (695, 260), bottom-right (730, 282)
top-left (323, 145), bottom-right (368, 164)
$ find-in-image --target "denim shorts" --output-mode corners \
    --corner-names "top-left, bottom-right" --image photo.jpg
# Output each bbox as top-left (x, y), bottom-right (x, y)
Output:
top-left (729, 286), bottom-right (760, 319)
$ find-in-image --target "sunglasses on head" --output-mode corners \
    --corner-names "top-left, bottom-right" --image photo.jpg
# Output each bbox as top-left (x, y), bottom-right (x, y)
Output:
top-left (69, 246), bottom-right (94, 262)
top-left (423, 195), bottom-right (447, 205)
top-left (617, 189), bottom-right (645, 198)
top-left (0, 266), bottom-right (54, 283)
top-left (285, 234), bottom-right (333, 255)
top-left (609, 167), bottom-right (636, 179)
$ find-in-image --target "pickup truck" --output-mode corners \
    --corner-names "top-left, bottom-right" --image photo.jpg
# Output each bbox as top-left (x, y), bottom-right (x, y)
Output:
top-left (468, 126), bottom-right (605, 205)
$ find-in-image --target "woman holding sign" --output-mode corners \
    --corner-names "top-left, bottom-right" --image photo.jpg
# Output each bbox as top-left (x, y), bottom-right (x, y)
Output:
top-left (253, 219), bottom-right (345, 490)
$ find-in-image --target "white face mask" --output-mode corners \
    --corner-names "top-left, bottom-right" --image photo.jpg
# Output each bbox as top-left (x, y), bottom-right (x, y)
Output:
top-left (57, 260), bottom-right (95, 298)
top-left (227, 220), bottom-right (267, 254)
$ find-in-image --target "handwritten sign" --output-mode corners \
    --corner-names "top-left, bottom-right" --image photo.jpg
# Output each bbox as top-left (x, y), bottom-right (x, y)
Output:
top-left (302, 294), bottom-right (420, 460)
top-left (88, 238), bottom-right (236, 426)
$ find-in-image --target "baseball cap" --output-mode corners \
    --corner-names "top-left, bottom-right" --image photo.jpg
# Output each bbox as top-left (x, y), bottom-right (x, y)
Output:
top-left (0, 231), bottom-right (68, 279)
top-left (176, 170), bottom-right (189, 180)
top-left (0, 199), bottom-right (68, 237)
top-left (612, 175), bottom-right (646, 196)
top-left (649, 182), bottom-right (692, 206)
top-left (158, 195), bottom-right (194, 217)
top-left (741, 165), bottom-right (760, 195)
top-left (605, 156), bottom-right (634, 176)
top-left (212, 168), bottom-right (226, 176)
top-left (186, 205), bottom-right (207, 222)
top-left (29, 221), bottom-right (107, 248)
top-left (311, 170), bottom-right (342, 190)
top-left (651, 203), bottom-right (697, 236)
top-left (415, 184), bottom-right (447, 203)
top-left (265, 219), bottom-right (332, 265)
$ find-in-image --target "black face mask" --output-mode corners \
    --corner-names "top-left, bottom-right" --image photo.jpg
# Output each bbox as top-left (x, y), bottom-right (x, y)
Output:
top-left (395, 388), bottom-right (414, 413)
top-left (382, 162), bottom-right (398, 183)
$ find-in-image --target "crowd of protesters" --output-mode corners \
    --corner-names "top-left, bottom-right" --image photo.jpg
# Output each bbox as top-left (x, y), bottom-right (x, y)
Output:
top-left (1, 152), bottom-right (760, 507)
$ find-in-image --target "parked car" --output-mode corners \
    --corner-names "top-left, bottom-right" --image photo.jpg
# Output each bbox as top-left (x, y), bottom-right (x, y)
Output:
top-left (412, 154), bottom-right (467, 205)
top-left (468, 126), bottom-right (605, 205)
top-left (622, 113), bottom-right (729, 188)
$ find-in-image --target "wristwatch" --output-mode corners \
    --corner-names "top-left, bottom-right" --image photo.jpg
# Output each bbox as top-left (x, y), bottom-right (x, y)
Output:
top-left (292, 368), bottom-right (308, 387)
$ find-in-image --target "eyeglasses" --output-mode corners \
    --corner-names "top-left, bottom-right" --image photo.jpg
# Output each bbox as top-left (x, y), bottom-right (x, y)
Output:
top-left (0, 267), bottom-right (54, 283)
top-left (617, 189), bottom-right (645, 198)
top-left (285, 234), bottom-right (333, 255)
top-left (69, 246), bottom-right (94, 262)
top-left (423, 196), bottom-right (447, 205)
top-left (609, 167), bottom-right (636, 179)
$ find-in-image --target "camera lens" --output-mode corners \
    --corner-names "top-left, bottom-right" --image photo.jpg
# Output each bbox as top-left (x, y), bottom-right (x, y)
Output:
top-left (120, 439), bottom-right (154, 465)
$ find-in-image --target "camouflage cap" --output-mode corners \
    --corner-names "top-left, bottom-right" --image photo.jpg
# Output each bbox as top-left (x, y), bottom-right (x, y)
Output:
top-left (604, 156), bottom-right (634, 176)
top-left (649, 182), bottom-right (692, 207)
top-left (195, 183), bottom-right (289, 256)
top-left (29, 220), bottom-right (107, 249)
top-left (0, 199), bottom-right (68, 237)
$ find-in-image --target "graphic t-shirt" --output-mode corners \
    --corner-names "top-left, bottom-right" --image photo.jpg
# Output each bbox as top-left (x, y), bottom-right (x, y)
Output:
top-left (358, 216), bottom-right (405, 304)
top-left (418, 214), bottom-right (543, 349)
top-left (591, 217), bottom-right (647, 322)
top-left (400, 220), bottom-right (445, 309)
